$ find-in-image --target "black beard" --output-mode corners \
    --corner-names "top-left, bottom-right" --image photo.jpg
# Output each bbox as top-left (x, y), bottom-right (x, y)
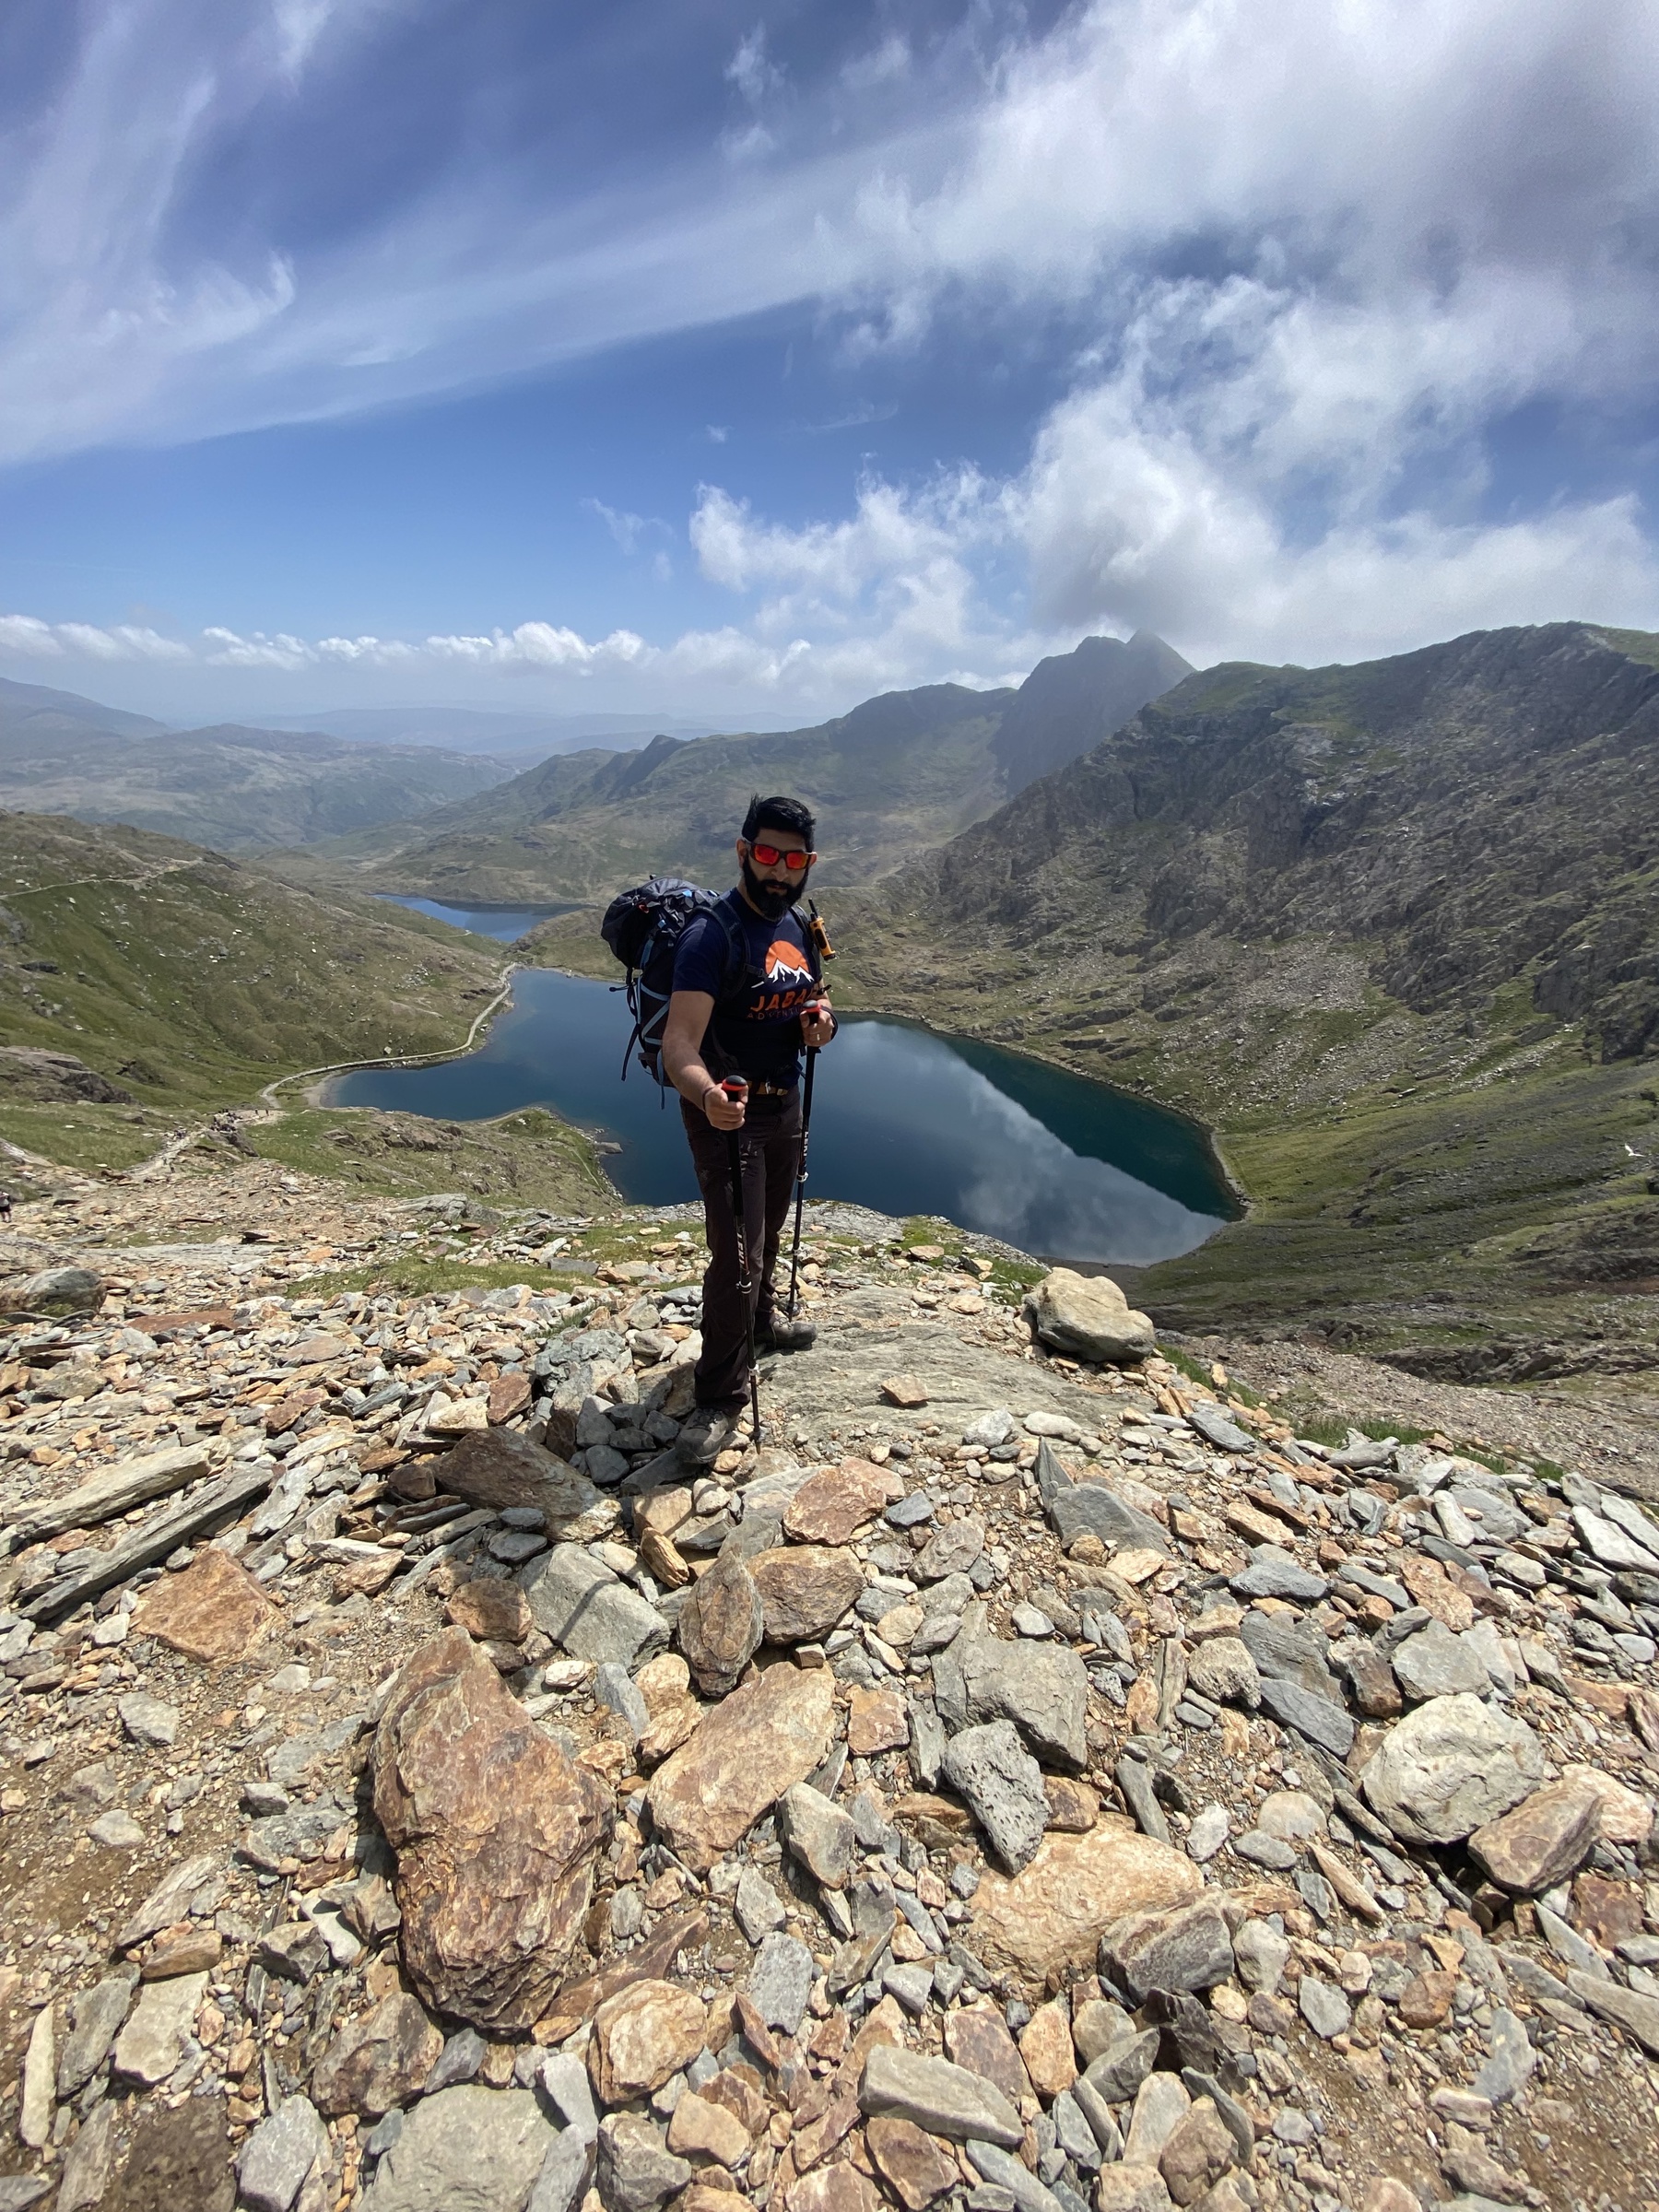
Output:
top-left (741, 860), bottom-right (795, 917)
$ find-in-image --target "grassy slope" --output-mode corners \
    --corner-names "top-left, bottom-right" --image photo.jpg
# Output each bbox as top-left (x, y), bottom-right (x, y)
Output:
top-left (0, 813), bottom-right (605, 1211)
top-left (829, 624), bottom-right (1659, 1376)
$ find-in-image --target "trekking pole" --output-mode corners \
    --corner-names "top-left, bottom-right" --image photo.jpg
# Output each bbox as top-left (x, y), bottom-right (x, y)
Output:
top-left (719, 1080), bottom-right (763, 1446)
top-left (785, 1027), bottom-right (822, 1319)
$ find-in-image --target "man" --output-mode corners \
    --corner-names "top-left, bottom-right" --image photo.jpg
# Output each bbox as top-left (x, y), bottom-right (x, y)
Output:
top-left (662, 794), bottom-right (837, 1465)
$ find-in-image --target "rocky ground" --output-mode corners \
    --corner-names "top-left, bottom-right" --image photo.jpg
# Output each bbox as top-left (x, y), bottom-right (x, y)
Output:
top-left (0, 1151), bottom-right (1655, 2212)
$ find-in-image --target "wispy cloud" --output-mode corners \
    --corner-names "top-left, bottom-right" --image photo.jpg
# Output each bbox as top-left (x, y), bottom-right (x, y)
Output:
top-left (4, 0), bottom-right (1658, 691)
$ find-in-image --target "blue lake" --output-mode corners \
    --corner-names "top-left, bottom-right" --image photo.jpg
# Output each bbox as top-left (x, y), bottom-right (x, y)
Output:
top-left (380, 895), bottom-right (573, 942)
top-left (331, 967), bottom-right (1233, 1264)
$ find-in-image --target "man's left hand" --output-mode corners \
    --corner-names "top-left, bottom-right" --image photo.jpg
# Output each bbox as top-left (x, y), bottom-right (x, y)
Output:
top-left (801, 998), bottom-right (836, 1048)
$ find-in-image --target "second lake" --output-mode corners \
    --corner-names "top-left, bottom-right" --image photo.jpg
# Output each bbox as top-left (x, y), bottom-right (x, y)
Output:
top-left (330, 967), bottom-right (1233, 1265)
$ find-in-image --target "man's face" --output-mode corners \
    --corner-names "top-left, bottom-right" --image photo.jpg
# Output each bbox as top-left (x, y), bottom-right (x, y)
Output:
top-left (736, 828), bottom-right (814, 917)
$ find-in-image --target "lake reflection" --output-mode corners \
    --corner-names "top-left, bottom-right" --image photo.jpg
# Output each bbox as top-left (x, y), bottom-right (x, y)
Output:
top-left (331, 968), bottom-right (1230, 1264)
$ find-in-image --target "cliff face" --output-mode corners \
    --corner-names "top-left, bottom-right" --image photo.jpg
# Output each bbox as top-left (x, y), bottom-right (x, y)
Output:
top-left (837, 624), bottom-right (1659, 1371)
top-left (923, 623), bottom-right (1659, 1064)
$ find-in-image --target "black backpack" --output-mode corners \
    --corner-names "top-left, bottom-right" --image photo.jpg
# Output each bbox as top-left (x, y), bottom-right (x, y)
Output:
top-left (600, 877), bottom-right (818, 1090)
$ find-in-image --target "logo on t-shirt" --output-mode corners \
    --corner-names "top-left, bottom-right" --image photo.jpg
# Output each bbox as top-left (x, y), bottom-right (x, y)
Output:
top-left (765, 939), bottom-right (815, 990)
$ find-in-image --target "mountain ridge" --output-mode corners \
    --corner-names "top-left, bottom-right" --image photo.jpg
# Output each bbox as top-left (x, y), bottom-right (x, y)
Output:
top-left (265, 635), bottom-right (1189, 900)
top-left (829, 619), bottom-right (1659, 1376)
top-left (0, 676), bottom-right (515, 850)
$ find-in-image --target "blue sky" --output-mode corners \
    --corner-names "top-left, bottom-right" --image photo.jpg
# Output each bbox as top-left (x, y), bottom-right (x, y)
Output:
top-left (3, 0), bottom-right (1658, 727)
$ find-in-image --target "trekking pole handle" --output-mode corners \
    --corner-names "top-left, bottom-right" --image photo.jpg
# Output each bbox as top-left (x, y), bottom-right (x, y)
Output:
top-left (718, 1079), bottom-right (748, 1102)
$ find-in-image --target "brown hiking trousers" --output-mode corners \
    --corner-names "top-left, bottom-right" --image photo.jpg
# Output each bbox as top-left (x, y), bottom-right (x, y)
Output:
top-left (680, 1089), bottom-right (803, 1411)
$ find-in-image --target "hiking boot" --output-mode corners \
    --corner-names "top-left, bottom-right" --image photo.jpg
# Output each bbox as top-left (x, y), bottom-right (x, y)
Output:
top-left (757, 1311), bottom-right (816, 1352)
top-left (677, 1406), bottom-right (740, 1465)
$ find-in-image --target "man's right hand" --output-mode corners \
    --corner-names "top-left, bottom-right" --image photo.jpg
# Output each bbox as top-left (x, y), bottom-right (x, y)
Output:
top-left (703, 1080), bottom-right (747, 1130)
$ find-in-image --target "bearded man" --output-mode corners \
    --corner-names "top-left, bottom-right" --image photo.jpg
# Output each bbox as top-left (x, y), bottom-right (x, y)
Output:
top-left (660, 794), bottom-right (838, 1465)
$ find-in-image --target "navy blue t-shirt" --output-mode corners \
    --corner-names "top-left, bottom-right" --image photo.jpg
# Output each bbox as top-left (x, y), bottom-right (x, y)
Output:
top-left (673, 890), bottom-right (816, 1087)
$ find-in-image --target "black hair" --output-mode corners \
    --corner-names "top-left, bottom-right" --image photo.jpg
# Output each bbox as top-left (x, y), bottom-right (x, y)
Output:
top-left (741, 793), bottom-right (816, 846)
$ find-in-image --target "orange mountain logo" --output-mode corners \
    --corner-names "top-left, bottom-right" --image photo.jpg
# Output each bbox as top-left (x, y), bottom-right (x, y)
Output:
top-left (765, 939), bottom-right (814, 986)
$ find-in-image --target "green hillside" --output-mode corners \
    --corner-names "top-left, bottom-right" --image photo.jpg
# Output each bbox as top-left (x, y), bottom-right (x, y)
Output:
top-left (830, 621), bottom-right (1659, 1377)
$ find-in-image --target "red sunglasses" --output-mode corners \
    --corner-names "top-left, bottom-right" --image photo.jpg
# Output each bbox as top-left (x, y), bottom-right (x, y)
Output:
top-left (747, 841), bottom-right (814, 871)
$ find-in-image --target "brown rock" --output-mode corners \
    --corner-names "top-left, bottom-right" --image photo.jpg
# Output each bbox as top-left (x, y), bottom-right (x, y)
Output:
top-left (970, 1821), bottom-right (1203, 1980)
top-left (1246, 1993), bottom-right (1295, 2038)
top-left (1630, 1686), bottom-right (1659, 1752)
top-left (1043, 1777), bottom-right (1100, 1832)
top-left (1572, 1872), bottom-right (1642, 1951)
top-left (265, 1386), bottom-right (324, 1435)
top-left (1017, 2001), bottom-right (1076, 2099)
top-left (141, 1927), bottom-right (222, 1980)
top-left (1396, 1970), bottom-right (1456, 2030)
top-left (639, 1526), bottom-right (691, 1590)
top-left (667, 2090), bottom-right (751, 2166)
top-left (1468, 1779), bottom-right (1601, 1894)
top-left (1441, 2126), bottom-right (1526, 2204)
top-left (132, 1547), bottom-right (276, 1664)
top-left (1159, 2101), bottom-right (1238, 2207)
top-left (865, 2117), bottom-right (959, 2209)
top-left (677, 1549), bottom-right (764, 1697)
top-left (784, 1460), bottom-right (894, 1544)
top-left (635, 1652), bottom-right (703, 1763)
top-left (488, 1371), bottom-right (532, 1424)
top-left (1094, 2168), bottom-right (1176, 2212)
top-left (847, 1687), bottom-right (910, 1757)
top-left (699, 2067), bottom-right (770, 2139)
top-left (1360, 2180), bottom-right (1422, 2212)
top-left (534, 1908), bottom-right (709, 2042)
top-left (683, 2188), bottom-right (745, 2212)
top-left (646, 1662), bottom-right (837, 1871)
top-left (879, 1377), bottom-right (929, 1409)
top-left (943, 2006), bottom-right (1031, 2103)
top-left (1559, 1762), bottom-right (1655, 1848)
top-left (434, 1424), bottom-right (604, 1538)
top-left (311, 1992), bottom-right (443, 2117)
top-left (591, 1978), bottom-right (707, 2104)
top-left (335, 1551), bottom-right (402, 1598)
top-left (751, 1546), bottom-right (864, 1643)
top-left (445, 1577), bottom-right (534, 1645)
top-left (787, 2164), bottom-right (879, 2212)
top-left (371, 1629), bottom-right (610, 2033)
top-left (1398, 1556), bottom-right (1475, 1633)
top-left (1345, 1644), bottom-right (1404, 1719)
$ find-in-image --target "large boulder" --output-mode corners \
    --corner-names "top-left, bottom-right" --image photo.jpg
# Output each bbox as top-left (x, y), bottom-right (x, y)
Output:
top-left (1022, 1269), bottom-right (1153, 1364)
top-left (371, 1630), bottom-right (610, 2033)
top-left (0, 1265), bottom-right (103, 1317)
top-left (645, 1662), bottom-right (836, 1871)
top-left (934, 1619), bottom-right (1089, 1769)
top-left (1359, 1692), bottom-right (1547, 1845)
top-left (971, 1820), bottom-right (1203, 1980)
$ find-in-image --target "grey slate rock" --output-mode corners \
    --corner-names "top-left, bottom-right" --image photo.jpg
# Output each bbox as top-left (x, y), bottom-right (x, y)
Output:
top-left (594, 1663), bottom-right (650, 1742)
top-left (237, 2094), bottom-right (329, 2212)
top-left (521, 1545), bottom-right (667, 1669)
top-left (1567, 1972), bottom-right (1659, 2055)
top-left (1082, 2030), bottom-right (1159, 2106)
top-left (423, 2028), bottom-right (486, 2095)
top-left (536, 2052), bottom-right (599, 2140)
top-left (747, 1933), bottom-right (816, 2036)
top-left (734, 1865), bottom-right (786, 1943)
top-left (1230, 1546), bottom-right (1327, 1603)
top-left (595, 2116), bottom-right (691, 2212)
top-left (1185, 1404), bottom-right (1257, 1455)
top-left (1101, 1899), bottom-right (1233, 2003)
top-left (1239, 1613), bottom-right (1339, 1699)
top-left (942, 1720), bottom-right (1049, 1873)
top-left (1115, 1754), bottom-right (1170, 1846)
top-left (1297, 1975), bottom-right (1351, 2041)
top-left (1035, 1442), bottom-right (1168, 1557)
top-left (883, 1963), bottom-right (935, 2015)
top-left (56, 1970), bottom-right (137, 2097)
top-left (963, 2141), bottom-right (1067, 2212)
top-left (1391, 1621), bottom-right (1491, 1701)
top-left (360, 2085), bottom-right (556, 2212)
top-left (1233, 1830), bottom-right (1298, 1871)
top-left (778, 1783), bottom-right (857, 1888)
top-left (857, 2042), bottom-right (1024, 2147)
top-left (1256, 1677), bottom-right (1356, 1758)
top-left (1473, 2009), bottom-right (1535, 2105)
top-left (528, 2129), bottom-right (594, 2212)
top-left (938, 1625), bottom-right (1090, 1770)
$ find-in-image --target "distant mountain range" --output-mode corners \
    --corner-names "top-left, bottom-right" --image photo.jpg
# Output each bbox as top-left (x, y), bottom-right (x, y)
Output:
top-left (834, 620), bottom-right (1659, 1373)
top-left (252, 704), bottom-right (730, 758)
top-left (266, 630), bottom-right (1192, 900)
top-left (0, 676), bottom-right (514, 851)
